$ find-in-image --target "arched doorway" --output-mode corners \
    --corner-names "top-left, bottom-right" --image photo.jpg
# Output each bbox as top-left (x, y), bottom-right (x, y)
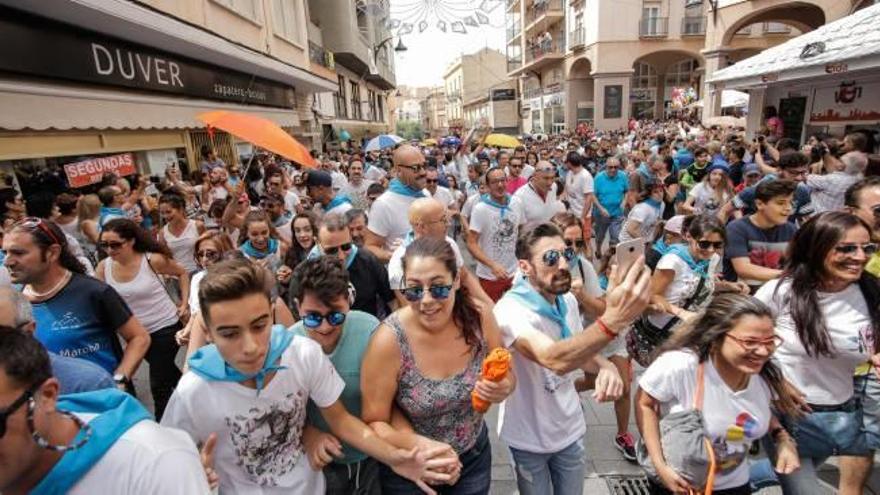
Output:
top-left (720, 2), bottom-right (827, 47)
top-left (567, 57), bottom-right (594, 129)
top-left (631, 51), bottom-right (702, 119)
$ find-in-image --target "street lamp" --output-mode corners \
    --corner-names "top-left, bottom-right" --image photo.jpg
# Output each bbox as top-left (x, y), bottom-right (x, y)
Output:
top-left (374, 36), bottom-right (407, 59)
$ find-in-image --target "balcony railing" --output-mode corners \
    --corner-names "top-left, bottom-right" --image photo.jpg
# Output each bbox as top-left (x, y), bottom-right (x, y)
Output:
top-left (526, 0), bottom-right (564, 26)
top-left (507, 24), bottom-right (521, 41)
top-left (639, 17), bottom-right (669, 37)
top-left (507, 58), bottom-right (523, 73)
top-left (525, 40), bottom-right (564, 64)
top-left (507, 0), bottom-right (519, 10)
top-left (569, 28), bottom-right (585, 49)
top-left (308, 42), bottom-right (335, 69)
top-left (681, 16), bottom-right (705, 36)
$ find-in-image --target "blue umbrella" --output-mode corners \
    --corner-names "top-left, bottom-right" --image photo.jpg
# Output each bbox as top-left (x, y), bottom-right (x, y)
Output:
top-left (338, 129), bottom-right (351, 141)
top-left (442, 136), bottom-right (462, 147)
top-left (364, 134), bottom-right (404, 151)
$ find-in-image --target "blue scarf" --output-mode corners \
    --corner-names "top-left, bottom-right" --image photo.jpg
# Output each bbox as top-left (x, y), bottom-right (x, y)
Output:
top-left (506, 276), bottom-right (572, 340)
top-left (644, 197), bottom-right (663, 210)
top-left (273, 211), bottom-right (293, 228)
top-left (480, 193), bottom-right (512, 219)
top-left (667, 244), bottom-right (709, 277)
top-left (325, 195), bottom-right (352, 212)
top-left (402, 230), bottom-right (416, 247)
top-left (307, 243), bottom-right (359, 269)
top-left (240, 238), bottom-right (279, 260)
top-left (98, 207), bottom-right (126, 228)
top-left (652, 238), bottom-right (672, 256)
top-left (32, 390), bottom-right (151, 495)
top-left (189, 325), bottom-right (293, 392)
top-left (388, 178), bottom-right (426, 198)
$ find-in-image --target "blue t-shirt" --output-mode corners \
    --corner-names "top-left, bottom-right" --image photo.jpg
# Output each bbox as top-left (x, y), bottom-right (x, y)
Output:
top-left (732, 175), bottom-right (813, 223)
top-left (723, 216), bottom-right (798, 287)
top-left (593, 171), bottom-right (629, 217)
top-left (291, 310), bottom-right (379, 464)
top-left (49, 353), bottom-right (116, 395)
top-left (33, 273), bottom-right (133, 374)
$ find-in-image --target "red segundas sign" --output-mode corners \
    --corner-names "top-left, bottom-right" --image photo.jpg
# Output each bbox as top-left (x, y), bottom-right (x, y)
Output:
top-left (64, 153), bottom-right (136, 188)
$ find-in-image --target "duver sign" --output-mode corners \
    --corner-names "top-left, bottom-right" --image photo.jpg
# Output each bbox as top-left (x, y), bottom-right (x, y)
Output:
top-left (64, 153), bottom-right (137, 188)
top-left (0, 7), bottom-right (295, 108)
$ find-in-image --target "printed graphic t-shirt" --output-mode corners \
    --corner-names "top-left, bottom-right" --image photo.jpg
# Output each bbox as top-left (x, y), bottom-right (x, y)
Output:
top-left (640, 350), bottom-right (772, 490)
top-left (723, 217), bottom-right (797, 287)
top-left (162, 335), bottom-right (345, 494)
top-left (469, 197), bottom-right (524, 280)
top-left (33, 273), bottom-right (133, 374)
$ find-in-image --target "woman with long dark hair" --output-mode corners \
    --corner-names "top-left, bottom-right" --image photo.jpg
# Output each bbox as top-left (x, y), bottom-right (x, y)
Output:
top-left (96, 218), bottom-right (190, 419)
top-left (361, 238), bottom-right (515, 494)
top-left (755, 211), bottom-right (880, 494)
top-left (637, 293), bottom-right (801, 494)
top-left (158, 193), bottom-right (205, 274)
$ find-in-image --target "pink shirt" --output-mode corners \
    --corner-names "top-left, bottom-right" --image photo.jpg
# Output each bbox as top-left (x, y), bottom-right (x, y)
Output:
top-left (506, 176), bottom-right (528, 194)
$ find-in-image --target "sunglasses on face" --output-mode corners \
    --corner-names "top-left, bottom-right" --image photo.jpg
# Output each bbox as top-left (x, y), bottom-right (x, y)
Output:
top-left (696, 240), bottom-right (724, 250)
top-left (398, 164), bottom-right (426, 173)
top-left (402, 284), bottom-right (453, 302)
top-left (323, 242), bottom-right (352, 256)
top-left (834, 243), bottom-right (879, 256)
top-left (197, 249), bottom-right (220, 261)
top-left (99, 240), bottom-right (126, 251)
top-left (726, 333), bottom-right (784, 353)
top-left (542, 248), bottom-right (575, 267)
top-left (565, 239), bottom-right (586, 249)
top-left (302, 310), bottom-right (347, 329)
top-left (426, 179), bottom-right (438, 184)
top-left (0, 386), bottom-right (34, 439)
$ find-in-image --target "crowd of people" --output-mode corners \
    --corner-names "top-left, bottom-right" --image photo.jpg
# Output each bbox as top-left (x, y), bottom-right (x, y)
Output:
top-left (0, 117), bottom-right (878, 495)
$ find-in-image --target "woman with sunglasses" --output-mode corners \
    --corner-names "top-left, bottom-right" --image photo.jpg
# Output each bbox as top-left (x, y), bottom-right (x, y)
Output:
top-left (362, 238), bottom-right (515, 494)
top-left (754, 211), bottom-right (880, 495)
top-left (637, 293), bottom-right (802, 495)
top-left (158, 193), bottom-right (205, 275)
top-left (95, 218), bottom-right (189, 420)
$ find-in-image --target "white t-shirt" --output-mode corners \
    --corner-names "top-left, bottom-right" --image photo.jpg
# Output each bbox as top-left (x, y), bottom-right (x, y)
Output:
top-left (468, 197), bottom-right (524, 280)
top-left (321, 201), bottom-right (353, 218)
top-left (495, 291), bottom-right (586, 453)
top-left (72, 415), bottom-right (210, 494)
top-left (461, 192), bottom-right (480, 220)
top-left (364, 164), bottom-right (387, 183)
top-left (388, 237), bottom-right (464, 290)
top-left (331, 171), bottom-right (349, 193)
top-left (569, 255), bottom-right (603, 327)
top-left (688, 182), bottom-right (730, 218)
top-left (619, 202), bottom-right (661, 243)
top-left (754, 278), bottom-right (873, 405)
top-left (188, 270), bottom-right (206, 314)
top-left (427, 186), bottom-right (455, 207)
top-left (342, 180), bottom-right (373, 211)
top-left (368, 191), bottom-right (424, 251)
top-left (194, 184), bottom-right (230, 205)
top-left (565, 168), bottom-right (594, 218)
top-left (522, 164), bottom-right (535, 179)
top-left (162, 336), bottom-right (345, 494)
top-left (284, 190), bottom-right (301, 214)
top-left (512, 183), bottom-right (565, 231)
top-left (646, 253), bottom-right (719, 328)
top-left (640, 350), bottom-right (772, 491)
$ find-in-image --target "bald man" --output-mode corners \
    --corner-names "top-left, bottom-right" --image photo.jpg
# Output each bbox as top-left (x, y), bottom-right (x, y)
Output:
top-left (364, 145), bottom-right (428, 262)
top-left (0, 287), bottom-right (114, 394)
top-left (387, 198), bottom-right (465, 305)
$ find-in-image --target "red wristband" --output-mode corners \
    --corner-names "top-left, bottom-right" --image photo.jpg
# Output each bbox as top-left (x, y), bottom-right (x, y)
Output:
top-left (596, 318), bottom-right (617, 340)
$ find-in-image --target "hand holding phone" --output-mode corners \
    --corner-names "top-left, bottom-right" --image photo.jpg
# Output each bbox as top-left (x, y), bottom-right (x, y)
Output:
top-left (614, 238), bottom-right (645, 275)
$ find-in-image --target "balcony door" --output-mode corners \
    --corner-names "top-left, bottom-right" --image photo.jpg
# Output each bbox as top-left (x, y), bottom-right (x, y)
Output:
top-left (642, 5), bottom-right (660, 35)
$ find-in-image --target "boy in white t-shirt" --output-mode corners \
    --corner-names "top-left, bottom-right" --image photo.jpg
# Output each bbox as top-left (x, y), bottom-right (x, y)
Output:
top-left (162, 259), bottom-right (450, 494)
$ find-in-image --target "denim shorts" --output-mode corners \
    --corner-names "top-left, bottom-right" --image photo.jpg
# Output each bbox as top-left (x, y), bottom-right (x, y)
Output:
top-left (780, 398), bottom-right (869, 459)
top-left (380, 424), bottom-right (491, 495)
top-left (854, 372), bottom-right (880, 451)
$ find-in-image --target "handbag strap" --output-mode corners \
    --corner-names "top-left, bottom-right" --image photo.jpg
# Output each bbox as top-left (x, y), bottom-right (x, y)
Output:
top-left (145, 253), bottom-right (178, 307)
top-left (654, 275), bottom-right (708, 335)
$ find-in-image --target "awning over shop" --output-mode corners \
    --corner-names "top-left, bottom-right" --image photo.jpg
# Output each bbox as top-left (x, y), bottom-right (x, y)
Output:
top-left (0, 79), bottom-right (302, 131)
top-left (710, 4), bottom-right (880, 89)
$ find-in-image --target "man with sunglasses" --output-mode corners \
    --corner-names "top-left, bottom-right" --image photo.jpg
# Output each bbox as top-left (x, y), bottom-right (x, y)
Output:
top-left (0, 329), bottom-right (211, 494)
top-left (506, 156), bottom-right (528, 194)
top-left (493, 223), bottom-right (651, 495)
top-left (365, 145), bottom-right (428, 263)
top-left (424, 166), bottom-right (455, 208)
top-left (294, 215), bottom-right (394, 319)
top-left (289, 257), bottom-right (385, 494)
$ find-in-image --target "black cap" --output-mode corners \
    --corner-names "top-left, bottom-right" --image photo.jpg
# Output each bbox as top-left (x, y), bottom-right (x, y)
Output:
top-left (306, 170), bottom-right (332, 188)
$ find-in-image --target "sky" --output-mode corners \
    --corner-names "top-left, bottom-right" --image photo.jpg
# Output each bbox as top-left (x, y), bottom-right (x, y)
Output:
top-left (390, 0), bottom-right (507, 88)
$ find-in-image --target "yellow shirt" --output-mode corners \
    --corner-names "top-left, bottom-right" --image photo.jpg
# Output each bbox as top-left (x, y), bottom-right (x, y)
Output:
top-left (867, 252), bottom-right (880, 278)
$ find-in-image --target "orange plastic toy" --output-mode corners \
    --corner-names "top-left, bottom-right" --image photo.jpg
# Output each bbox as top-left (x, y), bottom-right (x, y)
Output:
top-left (472, 348), bottom-right (512, 413)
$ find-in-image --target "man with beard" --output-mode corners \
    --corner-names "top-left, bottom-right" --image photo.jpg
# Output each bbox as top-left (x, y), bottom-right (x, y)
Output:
top-left (493, 223), bottom-right (652, 495)
top-left (344, 209), bottom-right (368, 248)
top-left (196, 166), bottom-right (231, 208)
top-left (341, 160), bottom-right (373, 210)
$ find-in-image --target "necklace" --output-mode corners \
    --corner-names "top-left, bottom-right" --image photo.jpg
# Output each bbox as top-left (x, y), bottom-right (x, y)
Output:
top-left (23, 270), bottom-right (71, 301)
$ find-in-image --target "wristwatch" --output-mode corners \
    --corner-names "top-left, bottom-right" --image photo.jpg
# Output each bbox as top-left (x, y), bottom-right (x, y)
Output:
top-left (113, 373), bottom-right (130, 386)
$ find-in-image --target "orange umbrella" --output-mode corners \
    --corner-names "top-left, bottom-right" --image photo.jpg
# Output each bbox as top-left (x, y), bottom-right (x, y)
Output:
top-left (197, 110), bottom-right (317, 168)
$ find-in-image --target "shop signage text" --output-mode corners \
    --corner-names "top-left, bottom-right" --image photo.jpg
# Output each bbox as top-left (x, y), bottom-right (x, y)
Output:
top-left (825, 63), bottom-right (849, 75)
top-left (491, 89), bottom-right (516, 101)
top-left (810, 80), bottom-right (880, 123)
top-left (0, 8), bottom-right (294, 108)
top-left (64, 153), bottom-right (136, 188)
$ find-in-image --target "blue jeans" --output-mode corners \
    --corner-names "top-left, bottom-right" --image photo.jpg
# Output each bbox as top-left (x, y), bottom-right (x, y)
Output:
top-left (593, 214), bottom-right (623, 252)
top-left (509, 437), bottom-right (585, 495)
top-left (380, 424), bottom-right (491, 495)
top-left (854, 372), bottom-right (880, 450)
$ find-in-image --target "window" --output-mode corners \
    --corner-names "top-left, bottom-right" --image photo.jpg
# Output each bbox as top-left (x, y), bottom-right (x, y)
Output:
top-left (377, 95), bottom-right (385, 122)
top-left (642, 4), bottom-right (661, 34)
top-left (335, 75), bottom-right (347, 118)
top-left (665, 59), bottom-right (699, 88)
top-left (350, 81), bottom-right (362, 120)
top-left (632, 61), bottom-right (657, 88)
top-left (356, 1), bottom-right (369, 38)
top-left (213, 0), bottom-right (261, 23)
top-left (368, 90), bottom-right (377, 121)
top-left (272, 0), bottom-right (301, 44)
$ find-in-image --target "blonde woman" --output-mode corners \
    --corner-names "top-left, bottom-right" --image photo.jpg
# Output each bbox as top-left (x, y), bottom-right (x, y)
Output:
top-left (681, 163), bottom-right (734, 222)
top-left (76, 193), bottom-right (102, 261)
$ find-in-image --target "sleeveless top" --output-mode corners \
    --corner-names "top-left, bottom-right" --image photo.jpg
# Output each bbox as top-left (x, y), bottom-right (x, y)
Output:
top-left (386, 312), bottom-right (487, 454)
top-left (163, 220), bottom-right (200, 273)
top-left (105, 255), bottom-right (178, 333)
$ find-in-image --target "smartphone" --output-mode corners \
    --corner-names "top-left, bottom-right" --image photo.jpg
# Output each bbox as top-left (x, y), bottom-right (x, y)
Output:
top-left (614, 238), bottom-right (645, 275)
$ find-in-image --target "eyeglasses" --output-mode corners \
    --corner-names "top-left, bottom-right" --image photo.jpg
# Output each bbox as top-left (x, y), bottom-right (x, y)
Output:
top-left (426, 179), bottom-right (438, 184)
top-left (726, 333), bottom-right (784, 353)
top-left (197, 249), bottom-right (220, 261)
top-left (565, 239), bottom-right (586, 249)
top-left (398, 163), bottom-right (426, 173)
top-left (834, 243), bottom-right (879, 256)
top-left (696, 240), bottom-right (725, 250)
top-left (402, 284), bottom-right (453, 302)
top-left (16, 217), bottom-right (62, 246)
top-left (98, 240), bottom-right (125, 251)
top-left (421, 216), bottom-right (449, 227)
top-left (509, 164), bottom-right (523, 169)
top-left (302, 310), bottom-right (347, 329)
top-left (0, 385), bottom-right (34, 438)
top-left (542, 249), bottom-right (575, 267)
top-left (323, 242), bottom-right (352, 256)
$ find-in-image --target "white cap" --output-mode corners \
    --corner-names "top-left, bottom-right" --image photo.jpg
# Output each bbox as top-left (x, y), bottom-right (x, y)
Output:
top-left (664, 215), bottom-right (686, 234)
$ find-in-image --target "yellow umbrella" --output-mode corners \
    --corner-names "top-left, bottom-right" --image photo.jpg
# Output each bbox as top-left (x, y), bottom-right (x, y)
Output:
top-left (483, 133), bottom-right (521, 148)
top-left (197, 110), bottom-right (317, 168)
top-left (423, 138), bottom-right (438, 146)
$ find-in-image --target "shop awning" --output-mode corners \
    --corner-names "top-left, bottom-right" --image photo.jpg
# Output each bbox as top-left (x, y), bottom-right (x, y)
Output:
top-left (710, 4), bottom-right (880, 89)
top-left (0, 79), bottom-right (302, 131)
